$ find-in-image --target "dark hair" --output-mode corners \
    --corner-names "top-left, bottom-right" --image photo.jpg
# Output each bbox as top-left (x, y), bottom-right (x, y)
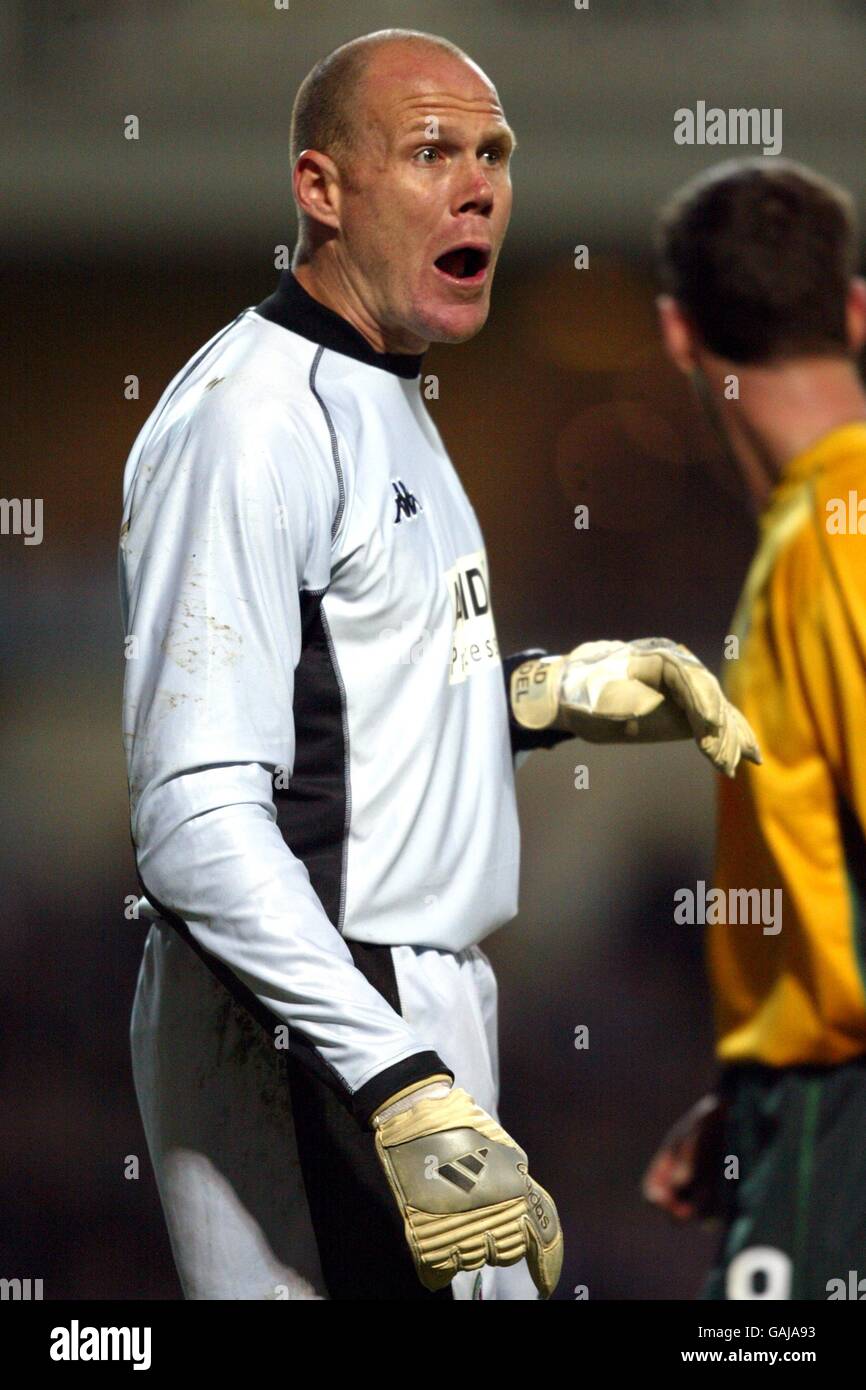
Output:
top-left (656, 158), bottom-right (858, 363)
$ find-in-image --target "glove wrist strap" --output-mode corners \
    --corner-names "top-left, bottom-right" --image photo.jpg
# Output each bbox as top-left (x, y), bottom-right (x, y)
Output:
top-left (509, 655), bottom-right (564, 730)
top-left (372, 1074), bottom-right (453, 1125)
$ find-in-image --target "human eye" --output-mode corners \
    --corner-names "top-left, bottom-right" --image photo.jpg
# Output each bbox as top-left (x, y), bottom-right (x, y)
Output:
top-left (413, 146), bottom-right (442, 165)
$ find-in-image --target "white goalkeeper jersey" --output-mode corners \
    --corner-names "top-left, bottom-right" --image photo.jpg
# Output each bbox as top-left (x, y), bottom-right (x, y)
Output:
top-left (119, 270), bottom-right (550, 1120)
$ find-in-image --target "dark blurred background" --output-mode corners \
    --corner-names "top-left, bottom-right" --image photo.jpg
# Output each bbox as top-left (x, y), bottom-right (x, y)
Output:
top-left (2, 0), bottom-right (864, 1299)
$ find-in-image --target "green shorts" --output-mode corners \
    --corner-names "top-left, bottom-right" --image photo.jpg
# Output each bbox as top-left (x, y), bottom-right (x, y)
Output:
top-left (704, 1054), bottom-right (866, 1301)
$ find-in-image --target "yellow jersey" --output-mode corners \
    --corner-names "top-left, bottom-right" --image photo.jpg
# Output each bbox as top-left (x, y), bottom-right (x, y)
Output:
top-left (712, 422), bottom-right (866, 1066)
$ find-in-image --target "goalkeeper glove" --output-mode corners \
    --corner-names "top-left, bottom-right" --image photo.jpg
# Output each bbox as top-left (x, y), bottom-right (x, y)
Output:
top-left (371, 1076), bottom-right (563, 1298)
top-left (510, 637), bottom-right (761, 778)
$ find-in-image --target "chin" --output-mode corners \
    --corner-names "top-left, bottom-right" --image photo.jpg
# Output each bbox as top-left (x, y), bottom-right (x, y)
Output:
top-left (416, 298), bottom-right (491, 345)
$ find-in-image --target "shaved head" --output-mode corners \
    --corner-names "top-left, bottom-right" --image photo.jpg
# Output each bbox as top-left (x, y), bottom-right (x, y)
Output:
top-left (288, 29), bottom-right (514, 350)
top-left (290, 29), bottom-right (477, 176)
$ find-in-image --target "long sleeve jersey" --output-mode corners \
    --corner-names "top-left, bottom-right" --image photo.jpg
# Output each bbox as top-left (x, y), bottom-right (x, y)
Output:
top-left (119, 269), bottom-right (561, 1123)
top-left (712, 422), bottom-right (866, 1067)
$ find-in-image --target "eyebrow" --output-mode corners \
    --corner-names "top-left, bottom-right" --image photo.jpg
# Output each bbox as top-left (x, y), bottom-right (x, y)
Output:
top-left (403, 122), bottom-right (518, 154)
top-left (492, 126), bottom-right (518, 154)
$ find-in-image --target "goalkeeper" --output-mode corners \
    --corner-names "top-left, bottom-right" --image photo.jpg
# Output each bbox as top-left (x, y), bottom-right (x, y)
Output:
top-left (120, 29), bottom-right (758, 1302)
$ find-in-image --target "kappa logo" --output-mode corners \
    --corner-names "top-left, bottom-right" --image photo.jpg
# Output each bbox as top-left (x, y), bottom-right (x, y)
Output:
top-left (436, 1146), bottom-right (489, 1193)
top-left (392, 478), bottom-right (422, 522)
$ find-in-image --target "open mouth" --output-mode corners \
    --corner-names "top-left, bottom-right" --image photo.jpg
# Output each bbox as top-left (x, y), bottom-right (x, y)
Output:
top-left (433, 245), bottom-right (491, 284)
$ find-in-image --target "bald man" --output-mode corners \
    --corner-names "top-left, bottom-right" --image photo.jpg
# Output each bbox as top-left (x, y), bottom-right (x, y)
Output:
top-left (120, 28), bottom-right (758, 1302)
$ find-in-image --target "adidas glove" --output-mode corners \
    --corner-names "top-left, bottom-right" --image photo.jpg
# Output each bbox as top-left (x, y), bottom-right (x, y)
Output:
top-left (510, 637), bottom-right (761, 778)
top-left (371, 1077), bottom-right (563, 1298)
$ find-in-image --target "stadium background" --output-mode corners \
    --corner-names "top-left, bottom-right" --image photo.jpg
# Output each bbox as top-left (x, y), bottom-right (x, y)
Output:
top-left (2, 0), bottom-right (864, 1298)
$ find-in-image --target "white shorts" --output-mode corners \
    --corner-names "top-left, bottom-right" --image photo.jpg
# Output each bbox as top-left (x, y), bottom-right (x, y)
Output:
top-left (130, 919), bottom-right (539, 1300)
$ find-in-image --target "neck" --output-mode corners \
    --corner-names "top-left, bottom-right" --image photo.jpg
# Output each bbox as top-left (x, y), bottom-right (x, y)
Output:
top-left (708, 356), bottom-right (866, 513)
top-left (292, 254), bottom-right (429, 357)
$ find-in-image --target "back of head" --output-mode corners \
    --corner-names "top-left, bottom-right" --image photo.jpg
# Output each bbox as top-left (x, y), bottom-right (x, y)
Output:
top-left (656, 158), bottom-right (858, 365)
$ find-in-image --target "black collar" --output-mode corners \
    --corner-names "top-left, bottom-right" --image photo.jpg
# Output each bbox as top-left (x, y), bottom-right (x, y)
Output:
top-left (254, 270), bottom-right (425, 380)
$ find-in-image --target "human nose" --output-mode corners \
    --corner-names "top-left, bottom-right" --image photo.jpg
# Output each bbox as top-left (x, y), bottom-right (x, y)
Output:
top-left (453, 159), bottom-right (495, 217)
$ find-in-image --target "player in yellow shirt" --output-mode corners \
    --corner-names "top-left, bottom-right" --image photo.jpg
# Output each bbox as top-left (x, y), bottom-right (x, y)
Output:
top-left (642, 158), bottom-right (866, 1300)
